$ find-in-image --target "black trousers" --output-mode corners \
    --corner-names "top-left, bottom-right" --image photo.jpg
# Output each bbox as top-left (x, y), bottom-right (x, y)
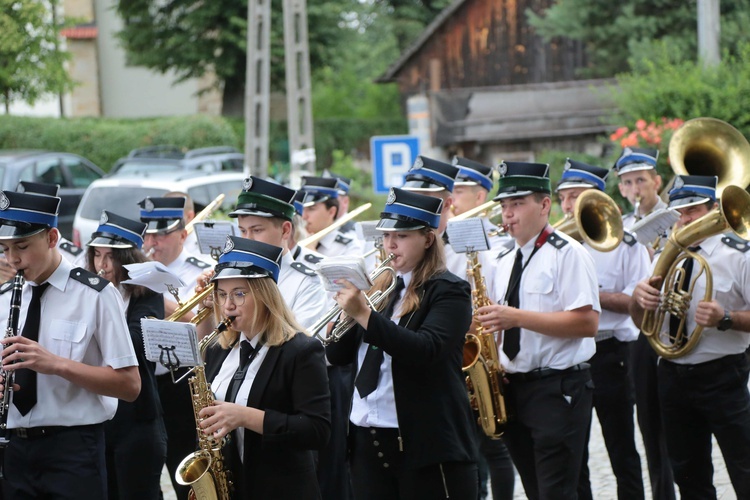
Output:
top-left (630, 334), bottom-right (676, 500)
top-left (350, 425), bottom-right (478, 500)
top-left (578, 338), bottom-right (644, 500)
top-left (3, 424), bottom-right (106, 499)
top-left (658, 353), bottom-right (750, 500)
top-left (105, 417), bottom-right (168, 500)
top-left (476, 428), bottom-right (515, 500)
top-left (157, 371), bottom-right (197, 500)
top-left (503, 366), bottom-right (593, 500)
top-left (317, 364), bottom-right (354, 500)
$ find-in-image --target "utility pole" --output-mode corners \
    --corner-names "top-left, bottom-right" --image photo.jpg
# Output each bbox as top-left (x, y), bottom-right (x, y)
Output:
top-left (697, 0), bottom-right (721, 67)
top-left (244, 0), bottom-right (315, 180)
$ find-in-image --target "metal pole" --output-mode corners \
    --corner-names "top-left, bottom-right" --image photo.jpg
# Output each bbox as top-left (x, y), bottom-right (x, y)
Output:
top-left (244, 0), bottom-right (272, 177)
top-left (697, 0), bottom-right (721, 67)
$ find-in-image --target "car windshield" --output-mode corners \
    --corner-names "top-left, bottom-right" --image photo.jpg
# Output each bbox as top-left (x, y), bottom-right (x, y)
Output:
top-left (80, 186), bottom-right (167, 220)
top-left (114, 162), bottom-right (181, 176)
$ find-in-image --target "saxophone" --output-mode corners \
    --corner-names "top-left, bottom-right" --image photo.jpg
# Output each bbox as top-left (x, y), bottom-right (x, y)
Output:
top-left (176, 318), bottom-right (234, 500)
top-left (462, 251), bottom-right (508, 438)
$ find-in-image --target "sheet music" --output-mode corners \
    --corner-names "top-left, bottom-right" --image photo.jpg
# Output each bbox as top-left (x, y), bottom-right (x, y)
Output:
top-left (122, 262), bottom-right (186, 293)
top-left (194, 221), bottom-right (236, 256)
top-left (357, 221), bottom-right (381, 242)
top-left (141, 318), bottom-right (202, 368)
top-left (631, 208), bottom-right (679, 246)
top-left (315, 256), bottom-right (372, 291)
top-left (447, 218), bottom-right (490, 253)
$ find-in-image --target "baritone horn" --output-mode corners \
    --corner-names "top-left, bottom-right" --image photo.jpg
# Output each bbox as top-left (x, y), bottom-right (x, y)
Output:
top-left (310, 254), bottom-right (397, 344)
top-left (553, 189), bottom-right (624, 252)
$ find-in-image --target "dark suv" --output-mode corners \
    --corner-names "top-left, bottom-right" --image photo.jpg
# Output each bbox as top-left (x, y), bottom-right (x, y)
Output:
top-left (0, 150), bottom-right (105, 239)
top-left (108, 145), bottom-right (244, 177)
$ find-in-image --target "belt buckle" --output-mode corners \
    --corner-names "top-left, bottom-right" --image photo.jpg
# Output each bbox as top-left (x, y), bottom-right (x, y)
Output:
top-left (15, 428), bottom-right (27, 439)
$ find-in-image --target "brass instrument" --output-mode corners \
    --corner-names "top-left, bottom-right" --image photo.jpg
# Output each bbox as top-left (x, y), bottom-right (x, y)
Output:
top-left (298, 202), bottom-right (372, 250)
top-left (451, 199), bottom-right (507, 238)
top-left (186, 194), bottom-right (226, 236)
top-left (641, 185), bottom-right (750, 358)
top-left (310, 254), bottom-right (397, 345)
top-left (176, 318), bottom-right (234, 500)
top-left (166, 285), bottom-right (215, 324)
top-left (553, 189), bottom-right (624, 252)
top-left (462, 251), bottom-right (507, 438)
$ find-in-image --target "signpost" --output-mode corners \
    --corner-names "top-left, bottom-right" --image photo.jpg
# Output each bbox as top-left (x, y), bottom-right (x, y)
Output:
top-left (370, 135), bottom-right (420, 194)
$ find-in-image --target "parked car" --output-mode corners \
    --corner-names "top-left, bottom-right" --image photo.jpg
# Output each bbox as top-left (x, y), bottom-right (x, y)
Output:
top-left (72, 171), bottom-right (245, 247)
top-left (107, 145), bottom-right (244, 177)
top-left (0, 150), bottom-right (106, 240)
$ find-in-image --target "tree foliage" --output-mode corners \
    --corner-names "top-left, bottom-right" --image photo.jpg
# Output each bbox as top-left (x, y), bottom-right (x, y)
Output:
top-left (528, 0), bottom-right (750, 78)
top-left (0, 0), bottom-right (75, 113)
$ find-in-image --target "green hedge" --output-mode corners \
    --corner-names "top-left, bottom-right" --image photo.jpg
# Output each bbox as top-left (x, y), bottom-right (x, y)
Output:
top-left (0, 115), bottom-right (241, 171)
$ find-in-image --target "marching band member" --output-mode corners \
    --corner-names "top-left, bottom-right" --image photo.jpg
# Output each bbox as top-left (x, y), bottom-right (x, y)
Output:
top-left (0, 190), bottom-right (139, 499)
top-left (614, 147), bottom-right (676, 500)
top-left (201, 237), bottom-right (331, 499)
top-left (557, 160), bottom-right (649, 499)
top-left (139, 195), bottom-right (211, 500)
top-left (85, 211), bottom-right (167, 500)
top-left (477, 161), bottom-right (600, 500)
top-left (327, 188), bottom-right (479, 500)
top-left (630, 175), bottom-right (750, 499)
top-left (324, 172), bottom-right (356, 233)
top-left (300, 176), bottom-right (364, 258)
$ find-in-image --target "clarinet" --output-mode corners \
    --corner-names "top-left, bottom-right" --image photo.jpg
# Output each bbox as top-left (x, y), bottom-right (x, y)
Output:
top-left (0, 270), bottom-right (25, 447)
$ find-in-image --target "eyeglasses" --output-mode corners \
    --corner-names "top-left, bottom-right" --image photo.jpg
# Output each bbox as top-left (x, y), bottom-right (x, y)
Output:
top-left (214, 290), bottom-right (249, 307)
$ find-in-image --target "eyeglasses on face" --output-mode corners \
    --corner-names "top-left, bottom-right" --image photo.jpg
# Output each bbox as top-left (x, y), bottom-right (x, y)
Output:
top-left (214, 289), bottom-right (249, 307)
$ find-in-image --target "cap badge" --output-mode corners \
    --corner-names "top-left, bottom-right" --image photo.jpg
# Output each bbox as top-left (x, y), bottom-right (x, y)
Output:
top-left (498, 163), bottom-right (508, 177)
top-left (673, 176), bottom-right (685, 190)
top-left (412, 157), bottom-right (424, 170)
top-left (451, 157), bottom-right (459, 166)
top-left (0, 193), bottom-right (9, 211)
top-left (144, 198), bottom-right (155, 212)
top-left (242, 177), bottom-right (253, 191)
top-left (222, 236), bottom-right (234, 255)
top-left (564, 159), bottom-right (572, 171)
top-left (99, 212), bottom-right (109, 225)
top-left (386, 188), bottom-right (396, 205)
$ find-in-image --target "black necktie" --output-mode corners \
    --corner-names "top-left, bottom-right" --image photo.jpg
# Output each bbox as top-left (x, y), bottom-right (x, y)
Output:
top-left (14, 283), bottom-right (50, 415)
top-left (503, 250), bottom-right (524, 360)
top-left (355, 276), bottom-right (405, 398)
top-left (669, 247), bottom-right (699, 345)
top-left (225, 341), bottom-right (259, 403)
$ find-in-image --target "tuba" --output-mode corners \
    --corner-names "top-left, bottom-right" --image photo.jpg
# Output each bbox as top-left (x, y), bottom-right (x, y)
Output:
top-left (641, 185), bottom-right (750, 358)
top-left (310, 254), bottom-right (397, 345)
top-left (553, 189), bottom-right (624, 252)
top-left (176, 318), bottom-right (234, 500)
top-left (462, 251), bottom-right (508, 438)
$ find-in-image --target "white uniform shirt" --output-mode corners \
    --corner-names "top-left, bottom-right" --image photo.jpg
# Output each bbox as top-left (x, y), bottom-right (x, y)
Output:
top-left (315, 229), bottom-right (365, 259)
top-left (651, 233), bottom-right (750, 365)
top-left (212, 335), bottom-right (269, 461)
top-left (278, 251), bottom-right (328, 329)
top-left (490, 230), bottom-right (600, 373)
top-left (587, 232), bottom-right (650, 342)
top-left (349, 271), bottom-right (411, 428)
top-left (622, 197), bottom-right (668, 230)
top-left (8, 258), bottom-right (138, 428)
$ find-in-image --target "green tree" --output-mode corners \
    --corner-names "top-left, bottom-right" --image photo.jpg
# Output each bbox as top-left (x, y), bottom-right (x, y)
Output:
top-left (528, 0), bottom-right (750, 78)
top-left (0, 0), bottom-right (74, 114)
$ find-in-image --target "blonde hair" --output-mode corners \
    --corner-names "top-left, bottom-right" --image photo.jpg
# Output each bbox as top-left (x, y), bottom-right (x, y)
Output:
top-left (370, 227), bottom-right (446, 317)
top-left (213, 277), bottom-right (306, 349)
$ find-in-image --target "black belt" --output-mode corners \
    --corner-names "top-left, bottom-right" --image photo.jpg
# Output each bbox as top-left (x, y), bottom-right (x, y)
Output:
top-left (507, 362), bottom-right (590, 383)
top-left (11, 423), bottom-right (101, 439)
top-left (659, 352), bottom-right (746, 378)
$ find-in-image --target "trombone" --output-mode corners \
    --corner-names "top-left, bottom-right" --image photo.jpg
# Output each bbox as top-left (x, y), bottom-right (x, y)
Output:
top-left (186, 193), bottom-right (226, 236)
top-left (298, 202), bottom-right (372, 249)
top-left (310, 254), bottom-right (397, 345)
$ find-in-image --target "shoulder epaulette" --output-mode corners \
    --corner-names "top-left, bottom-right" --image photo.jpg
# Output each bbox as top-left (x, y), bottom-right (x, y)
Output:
top-left (186, 256), bottom-right (212, 269)
top-left (70, 267), bottom-right (109, 291)
top-left (59, 241), bottom-right (83, 256)
top-left (546, 232), bottom-right (569, 250)
top-left (722, 233), bottom-right (750, 253)
top-left (340, 220), bottom-right (356, 233)
top-left (334, 234), bottom-right (353, 246)
top-left (0, 280), bottom-right (13, 295)
top-left (622, 231), bottom-right (637, 247)
top-left (304, 253), bottom-right (323, 265)
top-left (290, 261), bottom-right (318, 277)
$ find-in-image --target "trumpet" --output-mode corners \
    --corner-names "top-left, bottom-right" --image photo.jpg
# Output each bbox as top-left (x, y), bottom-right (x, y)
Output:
top-left (167, 285), bottom-right (215, 325)
top-left (310, 254), bottom-right (397, 345)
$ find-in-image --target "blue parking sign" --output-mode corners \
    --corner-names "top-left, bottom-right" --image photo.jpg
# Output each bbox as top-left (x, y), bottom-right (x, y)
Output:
top-left (370, 135), bottom-right (420, 194)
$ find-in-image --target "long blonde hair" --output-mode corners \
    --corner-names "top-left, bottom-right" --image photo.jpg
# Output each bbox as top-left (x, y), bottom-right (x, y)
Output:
top-left (370, 227), bottom-right (445, 317)
top-left (214, 277), bottom-right (306, 349)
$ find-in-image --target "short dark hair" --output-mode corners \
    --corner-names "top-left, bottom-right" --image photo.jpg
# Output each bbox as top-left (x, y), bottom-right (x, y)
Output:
top-left (323, 198), bottom-right (340, 219)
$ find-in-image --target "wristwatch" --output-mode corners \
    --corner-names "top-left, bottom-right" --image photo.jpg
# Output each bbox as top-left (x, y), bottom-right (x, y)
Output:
top-left (718, 309), bottom-right (734, 331)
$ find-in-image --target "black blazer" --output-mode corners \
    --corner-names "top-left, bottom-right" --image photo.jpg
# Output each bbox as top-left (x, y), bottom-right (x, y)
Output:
top-left (205, 332), bottom-right (331, 500)
top-left (326, 270), bottom-right (478, 470)
top-left (111, 289), bottom-right (164, 423)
